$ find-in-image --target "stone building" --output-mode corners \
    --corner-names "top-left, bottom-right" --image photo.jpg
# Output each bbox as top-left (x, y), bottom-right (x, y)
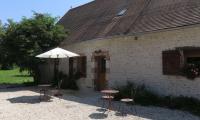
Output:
top-left (43, 0), bottom-right (200, 99)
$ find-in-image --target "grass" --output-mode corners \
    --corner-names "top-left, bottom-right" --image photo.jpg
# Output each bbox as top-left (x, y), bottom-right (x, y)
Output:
top-left (0, 68), bottom-right (33, 84)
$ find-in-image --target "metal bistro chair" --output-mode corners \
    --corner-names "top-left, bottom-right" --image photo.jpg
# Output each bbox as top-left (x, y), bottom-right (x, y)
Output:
top-left (53, 79), bottom-right (63, 97)
top-left (100, 95), bottom-right (114, 109)
top-left (119, 86), bottom-right (138, 116)
top-left (39, 84), bottom-right (51, 101)
top-left (98, 90), bottom-right (115, 112)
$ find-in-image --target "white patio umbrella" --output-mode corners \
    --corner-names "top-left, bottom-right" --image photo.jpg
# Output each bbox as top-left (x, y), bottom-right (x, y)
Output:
top-left (36, 47), bottom-right (79, 58)
top-left (36, 47), bottom-right (79, 86)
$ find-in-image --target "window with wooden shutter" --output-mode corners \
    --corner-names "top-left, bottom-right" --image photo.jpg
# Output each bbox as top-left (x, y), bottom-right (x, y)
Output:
top-left (69, 57), bottom-right (74, 76)
top-left (162, 50), bottom-right (181, 75)
top-left (77, 56), bottom-right (87, 78)
top-left (69, 56), bottom-right (87, 78)
top-left (82, 56), bottom-right (87, 77)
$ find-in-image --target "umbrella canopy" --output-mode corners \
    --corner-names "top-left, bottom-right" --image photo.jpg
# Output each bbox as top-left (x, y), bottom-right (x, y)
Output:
top-left (36, 47), bottom-right (79, 86)
top-left (36, 47), bottom-right (79, 58)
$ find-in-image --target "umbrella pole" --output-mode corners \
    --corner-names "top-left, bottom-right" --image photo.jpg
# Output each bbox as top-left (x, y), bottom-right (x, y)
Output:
top-left (54, 58), bottom-right (59, 86)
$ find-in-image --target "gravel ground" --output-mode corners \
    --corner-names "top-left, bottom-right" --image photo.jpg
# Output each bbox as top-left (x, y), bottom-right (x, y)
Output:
top-left (0, 87), bottom-right (199, 120)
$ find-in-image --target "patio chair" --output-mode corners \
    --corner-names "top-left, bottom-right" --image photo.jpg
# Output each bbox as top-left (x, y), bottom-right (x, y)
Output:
top-left (52, 79), bottom-right (63, 97)
top-left (119, 86), bottom-right (138, 115)
top-left (38, 84), bottom-right (51, 101)
top-left (101, 95), bottom-right (114, 108)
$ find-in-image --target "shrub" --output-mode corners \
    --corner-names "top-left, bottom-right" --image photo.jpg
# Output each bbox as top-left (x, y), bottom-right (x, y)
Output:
top-left (169, 96), bottom-right (200, 115)
top-left (114, 81), bottom-right (134, 100)
top-left (58, 72), bottom-right (79, 90)
top-left (0, 63), bottom-right (13, 70)
top-left (182, 63), bottom-right (200, 80)
top-left (114, 81), bottom-right (200, 117)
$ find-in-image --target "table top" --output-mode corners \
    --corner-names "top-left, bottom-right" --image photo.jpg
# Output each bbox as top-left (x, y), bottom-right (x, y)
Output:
top-left (102, 95), bottom-right (114, 99)
top-left (101, 90), bottom-right (119, 94)
top-left (38, 84), bottom-right (51, 87)
top-left (121, 98), bottom-right (133, 102)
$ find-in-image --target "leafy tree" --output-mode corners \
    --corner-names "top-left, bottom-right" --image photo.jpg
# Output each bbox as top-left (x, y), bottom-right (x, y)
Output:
top-left (0, 21), bottom-right (4, 38)
top-left (2, 13), bottom-right (67, 83)
top-left (0, 21), bottom-right (12, 70)
top-left (0, 21), bottom-right (5, 45)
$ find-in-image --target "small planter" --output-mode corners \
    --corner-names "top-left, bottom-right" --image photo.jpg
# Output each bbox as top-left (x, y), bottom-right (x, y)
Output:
top-left (182, 63), bottom-right (200, 80)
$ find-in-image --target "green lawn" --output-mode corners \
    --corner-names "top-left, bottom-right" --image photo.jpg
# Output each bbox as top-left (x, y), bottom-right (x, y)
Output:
top-left (0, 68), bottom-right (33, 84)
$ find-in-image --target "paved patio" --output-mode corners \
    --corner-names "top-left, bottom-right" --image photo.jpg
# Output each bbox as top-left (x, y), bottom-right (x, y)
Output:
top-left (0, 87), bottom-right (199, 120)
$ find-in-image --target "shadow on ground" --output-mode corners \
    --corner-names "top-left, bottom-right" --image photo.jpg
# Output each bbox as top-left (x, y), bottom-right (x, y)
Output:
top-left (12, 75), bottom-right (31, 77)
top-left (0, 86), bottom-right (35, 91)
top-left (89, 113), bottom-right (108, 119)
top-left (7, 95), bottom-right (52, 104)
top-left (2, 87), bottom-right (199, 120)
top-left (57, 91), bottom-right (199, 120)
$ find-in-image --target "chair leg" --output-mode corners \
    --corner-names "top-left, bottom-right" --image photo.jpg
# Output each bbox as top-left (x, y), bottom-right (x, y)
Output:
top-left (40, 90), bottom-right (44, 101)
top-left (98, 99), bottom-right (106, 109)
top-left (130, 103), bottom-right (139, 120)
top-left (39, 90), bottom-right (42, 101)
top-left (129, 105), bottom-right (137, 114)
top-left (121, 103), bottom-right (137, 116)
top-left (118, 103), bottom-right (124, 113)
top-left (102, 99), bottom-right (106, 108)
top-left (109, 100), bottom-right (113, 111)
top-left (121, 103), bottom-right (126, 116)
top-left (97, 98), bottom-right (100, 106)
top-left (97, 98), bottom-right (103, 108)
top-left (132, 101), bottom-right (138, 115)
top-left (118, 103), bottom-right (121, 112)
top-left (133, 106), bottom-right (137, 115)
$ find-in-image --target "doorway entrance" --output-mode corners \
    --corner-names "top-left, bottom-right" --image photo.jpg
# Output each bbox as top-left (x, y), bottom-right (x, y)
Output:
top-left (94, 56), bottom-right (107, 91)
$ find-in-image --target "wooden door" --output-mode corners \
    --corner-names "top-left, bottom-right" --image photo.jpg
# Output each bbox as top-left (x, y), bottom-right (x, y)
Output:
top-left (94, 56), bottom-right (107, 91)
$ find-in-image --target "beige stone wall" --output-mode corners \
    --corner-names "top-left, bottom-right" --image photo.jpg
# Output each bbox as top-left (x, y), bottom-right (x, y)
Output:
top-left (59, 26), bottom-right (200, 99)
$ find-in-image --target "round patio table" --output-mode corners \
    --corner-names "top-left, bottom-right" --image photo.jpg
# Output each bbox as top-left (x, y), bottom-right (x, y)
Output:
top-left (101, 90), bottom-right (119, 94)
top-left (101, 90), bottom-right (119, 111)
top-left (38, 84), bottom-right (51, 101)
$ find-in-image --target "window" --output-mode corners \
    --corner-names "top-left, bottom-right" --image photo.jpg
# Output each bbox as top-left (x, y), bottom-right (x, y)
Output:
top-left (77, 56), bottom-right (87, 77)
top-left (69, 56), bottom-right (87, 78)
top-left (162, 50), bottom-right (182, 75)
top-left (69, 57), bottom-right (74, 76)
top-left (162, 48), bottom-right (200, 76)
top-left (117, 9), bottom-right (127, 16)
top-left (187, 57), bottom-right (200, 64)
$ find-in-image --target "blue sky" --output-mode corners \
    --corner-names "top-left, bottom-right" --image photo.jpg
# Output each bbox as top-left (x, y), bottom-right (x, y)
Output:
top-left (0, 0), bottom-right (93, 24)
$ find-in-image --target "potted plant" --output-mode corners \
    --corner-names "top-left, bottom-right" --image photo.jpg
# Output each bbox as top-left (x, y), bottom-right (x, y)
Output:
top-left (182, 63), bottom-right (200, 80)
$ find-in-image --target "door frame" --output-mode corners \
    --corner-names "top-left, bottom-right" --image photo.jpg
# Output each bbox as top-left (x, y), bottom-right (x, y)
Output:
top-left (91, 50), bottom-right (110, 91)
top-left (94, 55), bottom-right (107, 91)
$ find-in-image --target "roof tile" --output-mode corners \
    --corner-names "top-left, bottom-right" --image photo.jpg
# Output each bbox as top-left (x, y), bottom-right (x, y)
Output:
top-left (59, 0), bottom-right (200, 44)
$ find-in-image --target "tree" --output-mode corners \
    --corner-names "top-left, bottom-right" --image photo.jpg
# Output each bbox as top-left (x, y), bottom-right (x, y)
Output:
top-left (0, 21), bottom-right (5, 45)
top-left (0, 21), bottom-right (12, 70)
top-left (0, 21), bottom-right (4, 38)
top-left (2, 13), bottom-right (67, 83)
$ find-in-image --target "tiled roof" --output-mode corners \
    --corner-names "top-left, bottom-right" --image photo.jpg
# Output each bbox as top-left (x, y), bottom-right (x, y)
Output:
top-left (131, 0), bottom-right (200, 33)
top-left (58, 0), bottom-right (200, 44)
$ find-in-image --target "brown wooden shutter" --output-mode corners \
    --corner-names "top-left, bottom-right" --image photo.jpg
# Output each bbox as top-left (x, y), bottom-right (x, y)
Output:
top-left (69, 57), bottom-right (74, 76)
top-left (76, 56), bottom-right (87, 78)
top-left (81, 56), bottom-right (87, 77)
top-left (162, 50), bottom-right (181, 75)
top-left (77, 57), bottom-right (81, 73)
